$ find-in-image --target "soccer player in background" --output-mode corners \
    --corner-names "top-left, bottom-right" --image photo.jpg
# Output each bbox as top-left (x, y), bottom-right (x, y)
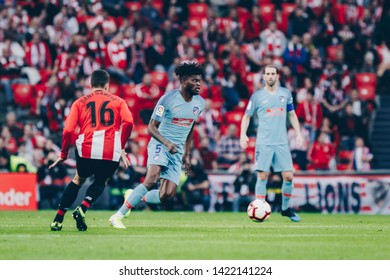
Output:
top-left (49, 69), bottom-right (134, 231)
top-left (109, 62), bottom-right (205, 229)
top-left (240, 64), bottom-right (303, 222)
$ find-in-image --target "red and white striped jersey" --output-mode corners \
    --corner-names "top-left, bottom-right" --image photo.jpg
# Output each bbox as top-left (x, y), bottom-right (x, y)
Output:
top-left (25, 41), bottom-right (52, 69)
top-left (60, 89), bottom-right (134, 162)
top-left (54, 52), bottom-right (78, 81)
top-left (105, 41), bottom-right (127, 70)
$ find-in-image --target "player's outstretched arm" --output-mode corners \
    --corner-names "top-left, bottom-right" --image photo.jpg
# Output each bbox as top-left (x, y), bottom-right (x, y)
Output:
top-left (147, 119), bottom-right (178, 153)
top-left (240, 114), bottom-right (251, 149)
top-left (48, 157), bottom-right (65, 169)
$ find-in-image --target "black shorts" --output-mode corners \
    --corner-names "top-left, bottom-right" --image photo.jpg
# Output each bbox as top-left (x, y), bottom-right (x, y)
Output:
top-left (75, 150), bottom-right (119, 181)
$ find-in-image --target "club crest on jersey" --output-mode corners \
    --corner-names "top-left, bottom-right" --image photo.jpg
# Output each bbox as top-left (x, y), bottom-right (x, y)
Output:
top-left (155, 105), bottom-right (165, 116)
top-left (279, 96), bottom-right (285, 103)
top-left (193, 107), bottom-right (199, 115)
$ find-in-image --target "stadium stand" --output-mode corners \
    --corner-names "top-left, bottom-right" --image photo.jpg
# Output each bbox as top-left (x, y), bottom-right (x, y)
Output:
top-left (0, 0), bottom-right (388, 210)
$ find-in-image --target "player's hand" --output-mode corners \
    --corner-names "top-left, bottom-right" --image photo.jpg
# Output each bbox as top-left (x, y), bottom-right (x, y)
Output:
top-left (121, 150), bottom-right (131, 169)
top-left (49, 157), bottom-right (65, 169)
top-left (165, 142), bottom-right (178, 154)
top-left (240, 135), bottom-right (249, 149)
top-left (296, 134), bottom-right (303, 149)
top-left (182, 154), bottom-right (191, 174)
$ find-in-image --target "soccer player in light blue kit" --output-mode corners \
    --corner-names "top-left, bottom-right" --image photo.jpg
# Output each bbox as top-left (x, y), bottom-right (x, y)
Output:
top-left (110, 62), bottom-right (205, 228)
top-left (240, 64), bottom-right (303, 222)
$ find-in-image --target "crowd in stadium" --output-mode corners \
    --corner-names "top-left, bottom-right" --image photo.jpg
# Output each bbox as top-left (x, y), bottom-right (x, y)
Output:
top-left (0, 0), bottom-right (389, 211)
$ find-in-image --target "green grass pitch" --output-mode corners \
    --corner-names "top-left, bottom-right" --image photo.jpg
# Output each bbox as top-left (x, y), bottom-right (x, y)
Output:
top-left (0, 210), bottom-right (389, 260)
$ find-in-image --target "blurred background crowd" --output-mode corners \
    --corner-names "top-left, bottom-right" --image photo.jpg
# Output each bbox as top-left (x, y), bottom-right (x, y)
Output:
top-left (0, 0), bottom-right (389, 211)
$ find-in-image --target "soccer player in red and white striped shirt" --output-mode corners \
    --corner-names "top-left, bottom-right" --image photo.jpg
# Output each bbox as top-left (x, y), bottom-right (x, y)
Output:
top-left (49, 69), bottom-right (134, 231)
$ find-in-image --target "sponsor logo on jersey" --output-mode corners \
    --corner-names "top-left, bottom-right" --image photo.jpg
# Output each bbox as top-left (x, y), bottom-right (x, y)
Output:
top-left (279, 96), bottom-right (285, 103)
top-left (193, 107), bottom-right (199, 115)
top-left (266, 108), bottom-right (284, 116)
top-left (262, 99), bottom-right (269, 104)
top-left (155, 105), bottom-right (165, 116)
top-left (171, 118), bottom-right (194, 126)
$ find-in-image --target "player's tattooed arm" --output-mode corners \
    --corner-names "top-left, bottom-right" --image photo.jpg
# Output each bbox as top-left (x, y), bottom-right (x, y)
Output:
top-left (148, 119), bottom-right (178, 153)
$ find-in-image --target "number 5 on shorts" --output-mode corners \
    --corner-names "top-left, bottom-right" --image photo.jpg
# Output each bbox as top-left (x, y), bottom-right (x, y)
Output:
top-left (155, 144), bottom-right (162, 154)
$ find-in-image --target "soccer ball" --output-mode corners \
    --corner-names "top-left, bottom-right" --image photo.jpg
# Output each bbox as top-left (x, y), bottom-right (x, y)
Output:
top-left (247, 199), bottom-right (271, 222)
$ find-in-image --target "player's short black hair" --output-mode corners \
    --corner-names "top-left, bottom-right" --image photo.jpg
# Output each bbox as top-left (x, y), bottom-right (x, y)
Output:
top-left (91, 69), bottom-right (110, 88)
top-left (263, 64), bottom-right (279, 74)
top-left (174, 61), bottom-right (204, 80)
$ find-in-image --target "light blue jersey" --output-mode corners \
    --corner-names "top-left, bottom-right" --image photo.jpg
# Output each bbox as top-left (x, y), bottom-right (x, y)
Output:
top-left (149, 89), bottom-right (205, 153)
top-left (246, 86), bottom-right (294, 146)
top-left (147, 89), bottom-right (205, 185)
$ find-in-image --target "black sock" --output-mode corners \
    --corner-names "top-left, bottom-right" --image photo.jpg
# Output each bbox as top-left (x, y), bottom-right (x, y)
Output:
top-left (54, 181), bottom-right (80, 223)
top-left (80, 180), bottom-right (106, 213)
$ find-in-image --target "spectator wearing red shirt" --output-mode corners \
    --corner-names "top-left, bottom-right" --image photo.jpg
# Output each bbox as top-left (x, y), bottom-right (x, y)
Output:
top-left (243, 6), bottom-right (263, 43)
top-left (308, 132), bottom-right (335, 170)
top-left (87, 26), bottom-right (106, 67)
top-left (105, 32), bottom-right (131, 84)
top-left (338, 103), bottom-right (365, 151)
top-left (53, 45), bottom-right (78, 81)
top-left (198, 137), bottom-right (218, 171)
top-left (197, 99), bottom-right (221, 149)
top-left (146, 32), bottom-right (172, 71)
top-left (135, 73), bottom-right (160, 124)
top-left (25, 32), bottom-right (52, 70)
top-left (0, 126), bottom-right (18, 155)
top-left (296, 89), bottom-right (323, 142)
top-left (260, 21), bottom-right (287, 58)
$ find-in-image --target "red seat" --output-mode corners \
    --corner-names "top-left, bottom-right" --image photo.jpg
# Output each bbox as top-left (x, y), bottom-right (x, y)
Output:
top-left (188, 3), bottom-right (208, 18)
top-left (11, 84), bottom-right (33, 108)
top-left (326, 45), bottom-right (343, 62)
top-left (259, 3), bottom-right (274, 25)
top-left (235, 99), bottom-right (249, 112)
top-left (355, 73), bottom-right (377, 88)
top-left (33, 84), bottom-right (47, 98)
top-left (122, 84), bottom-right (136, 98)
top-left (225, 110), bottom-right (243, 127)
top-left (125, 2), bottom-right (141, 13)
top-left (282, 3), bottom-right (296, 16)
top-left (358, 85), bottom-right (376, 101)
top-left (152, 0), bottom-right (163, 16)
top-left (188, 16), bottom-right (205, 31)
top-left (150, 71), bottom-right (168, 89)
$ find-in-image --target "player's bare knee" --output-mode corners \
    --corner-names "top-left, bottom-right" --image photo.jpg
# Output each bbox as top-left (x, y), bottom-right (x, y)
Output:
top-left (283, 172), bottom-right (294, 182)
top-left (258, 172), bottom-right (270, 181)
